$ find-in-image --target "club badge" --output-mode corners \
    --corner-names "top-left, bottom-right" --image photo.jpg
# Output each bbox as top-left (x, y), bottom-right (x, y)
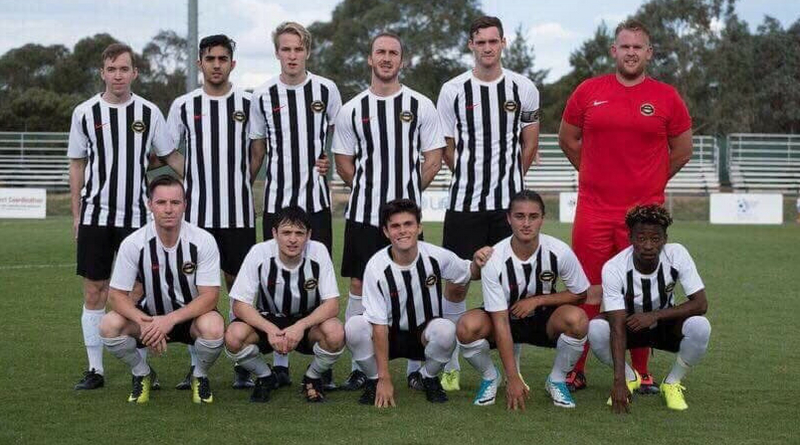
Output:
top-left (311, 101), bottom-right (325, 113)
top-left (181, 261), bottom-right (196, 275)
top-left (304, 278), bottom-right (318, 290)
top-left (232, 111), bottom-right (246, 122)
top-left (504, 101), bottom-right (518, 112)
top-left (640, 103), bottom-right (655, 116)
top-left (425, 274), bottom-right (438, 286)
top-left (399, 110), bottom-right (414, 123)
top-left (131, 120), bottom-right (146, 133)
top-left (539, 270), bottom-right (556, 282)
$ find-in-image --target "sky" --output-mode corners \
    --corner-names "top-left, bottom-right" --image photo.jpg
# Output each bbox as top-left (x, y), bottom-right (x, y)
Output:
top-left (1, 0), bottom-right (798, 88)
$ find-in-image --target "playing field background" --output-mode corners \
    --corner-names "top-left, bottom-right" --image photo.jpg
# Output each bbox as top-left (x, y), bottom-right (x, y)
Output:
top-left (1, 216), bottom-right (797, 444)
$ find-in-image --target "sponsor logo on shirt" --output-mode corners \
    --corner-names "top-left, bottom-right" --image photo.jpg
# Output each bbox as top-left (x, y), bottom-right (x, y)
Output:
top-left (131, 120), bottom-right (146, 133)
top-left (311, 101), bottom-right (325, 113)
top-left (640, 103), bottom-right (655, 116)
top-left (399, 110), bottom-right (414, 123)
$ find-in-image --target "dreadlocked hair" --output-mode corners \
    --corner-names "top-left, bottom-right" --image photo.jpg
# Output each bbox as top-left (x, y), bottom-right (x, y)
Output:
top-left (625, 204), bottom-right (673, 231)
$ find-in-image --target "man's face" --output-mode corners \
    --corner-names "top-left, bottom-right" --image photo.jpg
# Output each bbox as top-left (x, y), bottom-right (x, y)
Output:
top-left (100, 52), bottom-right (138, 97)
top-left (468, 26), bottom-right (505, 70)
top-left (368, 36), bottom-right (402, 83)
top-left (148, 184), bottom-right (185, 230)
top-left (629, 223), bottom-right (667, 265)
top-left (198, 45), bottom-right (235, 87)
top-left (507, 200), bottom-right (544, 243)
top-left (276, 33), bottom-right (307, 78)
top-left (611, 29), bottom-right (652, 80)
top-left (382, 211), bottom-right (421, 253)
top-left (272, 222), bottom-right (310, 261)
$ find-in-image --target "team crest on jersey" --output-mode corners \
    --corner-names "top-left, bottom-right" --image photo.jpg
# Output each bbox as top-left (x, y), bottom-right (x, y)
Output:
top-left (311, 101), bottom-right (325, 113)
top-left (539, 270), bottom-right (556, 282)
top-left (182, 261), bottom-right (196, 275)
top-left (232, 111), bottom-right (246, 122)
top-left (131, 120), bottom-right (146, 133)
top-left (665, 282), bottom-right (675, 293)
top-left (399, 110), bottom-right (414, 123)
top-left (640, 103), bottom-right (655, 116)
top-left (304, 278), bottom-right (318, 290)
top-left (425, 274), bottom-right (438, 286)
top-left (504, 101), bottom-right (518, 112)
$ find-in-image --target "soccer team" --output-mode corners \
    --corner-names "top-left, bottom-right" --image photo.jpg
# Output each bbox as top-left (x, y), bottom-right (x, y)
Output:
top-left (68, 15), bottom-right (711, 413)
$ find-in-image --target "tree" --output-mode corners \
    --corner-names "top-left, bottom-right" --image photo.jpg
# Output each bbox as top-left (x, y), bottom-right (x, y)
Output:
top-left (752, 17), bottom-right (800, 133)
top-left (503, 24), bottom-right (549, 86)
top-left (138, 30), bottom-right (188, 113)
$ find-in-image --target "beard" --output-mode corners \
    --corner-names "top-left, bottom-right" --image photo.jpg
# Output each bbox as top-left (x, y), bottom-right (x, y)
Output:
top-left (372, 64), bottom-right (400, 83)
top-left (616, 59), bottom-right (646, 80)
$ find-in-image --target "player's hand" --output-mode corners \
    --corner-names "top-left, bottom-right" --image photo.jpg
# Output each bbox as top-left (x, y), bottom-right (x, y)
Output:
top-left (140, 315), bottom-right (174, 346)
top-left (626, 312), bottom-right (657, 332)
top-left (505, 375), bottom-right (529, 411)
top-left (267, 331), bottom-right (286, 354)
top-left (472, 246), bottom-right (494, 268)
top-left (611, 380), bottom-right (631, 414)
top-left (510, 297), bottom-right (539, 319)
top-left (315, 154), bottom-right (330, 175)
top-left (149, 338), bottom-right (168, 356)
top-left (280, 324), bottom-right (305, 353)
top-left (375, 378), bottom-right (396, 408)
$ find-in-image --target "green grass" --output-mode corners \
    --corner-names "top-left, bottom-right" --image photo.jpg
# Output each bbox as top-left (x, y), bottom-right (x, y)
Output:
top-left (1, 217), bottom-right (798, 444)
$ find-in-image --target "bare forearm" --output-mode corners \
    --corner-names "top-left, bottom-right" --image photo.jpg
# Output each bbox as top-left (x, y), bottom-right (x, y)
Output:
top-left (334, 155), bottom-right (355, 187)
top-left (109, 288), bottom-right (147, 323)
top-left (520, 126), bottom-right (539, 173)
top-left (68, 159), bottom-right (86, 220)
top-left (373, 324), bottom-right (391, 380)
top-left (232, 301), bottom-right (281, 335)
top-left (654, 293), bottom-right (707, 322)
top-left (164, 151), bottom-right (184, 178)
top-left (166, 291), bottom-right (218, 325)
top-left (558, 121), bottom-right (582, 171)
top-left (420, 149), bottom-right (443, 190)
top-left (608, 311), bottom-right (628, 383)
top-left (294, 299), bottom-right (339, 331)
top-left (443, 138), bottom-right (456, 171)
top-left (668, 129), bottom-right (693, 178)
top-left (490, 311), bottom-right (518, 377)
top-left (529, 291), bottom-right (586, 308)
top-left (250, 139), bottom-right (266, 184)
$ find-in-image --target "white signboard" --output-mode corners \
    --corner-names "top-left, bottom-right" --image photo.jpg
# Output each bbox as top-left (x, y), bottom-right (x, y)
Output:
top-left (420, 190), bottom-right (450, 222)
top-left (709, 193), bottom-right (783, 225)
top-left (559, 192), bottom-right (578, 223)
top-left (0, 188), bottom-right (47, 219)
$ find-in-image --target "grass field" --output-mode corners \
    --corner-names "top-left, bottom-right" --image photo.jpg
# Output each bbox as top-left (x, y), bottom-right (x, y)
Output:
top-left (1, 216), bottom-right (798, 444)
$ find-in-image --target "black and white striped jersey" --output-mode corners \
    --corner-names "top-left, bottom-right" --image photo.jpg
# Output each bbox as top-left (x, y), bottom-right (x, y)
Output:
top-left (602, 244), bottom-right (705, 315)
top-left (250, 73), bottom-right (342, 214)
top-left (438, 69), bottom-right (540, 212)
top-left (332, 86), bottom-right (444, 227)
top-left (110, 220), bottom-right (220, 316)
top-left (482, 235), bottom-right (589, 313)
top-left (229, 239), bottom-right (338, 317)
top-left (165, 87), bottom-right (255, 229)
top-left (362, 242), bottom-right (471, 332)
top-left (68, 93), bottom-right (172, 228)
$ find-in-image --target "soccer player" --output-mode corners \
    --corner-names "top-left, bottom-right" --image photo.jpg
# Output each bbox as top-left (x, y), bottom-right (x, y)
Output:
top-left (588, 204), bottom-right (710, 412)
top-left (68, 43), bottom-right (172, 390)
top-left (345, 199), bottom-right (491, 407)
top-left (98, 175), bottom-right (225, 404)
top-left (558, 19), bottom-right (694, 393)
top-left (437, 16), bottom-right (541, 390)
top-left (333, 32), bottom-right (444, 390)
top-left (224, 206), bottom-right (345, 403)
top-left (457, 190), bottom-right (590, 409)
top-left (249, 22), bottom-right (340, 388)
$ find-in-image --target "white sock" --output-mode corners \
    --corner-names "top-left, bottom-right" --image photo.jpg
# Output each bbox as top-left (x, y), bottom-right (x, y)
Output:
top-left (226, 344), bottom-right (271, 378)
top-left (138, 348), bottom-right (148, 361)
top-left (307, 343), bottom-right (345, 379)
top-left (81, 306), bottom-right (105, 374)
top-left (421, 319), bottom-right (456, 378)
top-left (442, 299), bottom-right (466, 372)
top-left (460, 338), bottom-right (498, 381)
top-left (549, 334), bottom-right (587, 382)
top-left (346, 293), bottom-right (364, 372)
top-left (344, 315), bottom-right (378, 379)
top-left (273, 352), bottom-right (289, 368)
top-left (406, 360), bottom-right (422, 376)
top-left (102, 335), bottom-right (150, 376)
top-left (665, 355), bottom-right (690, 384)
top-left (666, 316), bottom-right (711, 383)
top-left (188, 345), bottom-right (197, 368)
top-left (193, 337), bottom-right (224, 378)
top-left (514, 344), bottom-right (523, 374)
top-left (588, 318), bottom-right (636, 381)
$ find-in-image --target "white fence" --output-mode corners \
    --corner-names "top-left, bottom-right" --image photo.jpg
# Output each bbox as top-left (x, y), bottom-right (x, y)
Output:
top-left (728, 133), bottom-right (800, 194)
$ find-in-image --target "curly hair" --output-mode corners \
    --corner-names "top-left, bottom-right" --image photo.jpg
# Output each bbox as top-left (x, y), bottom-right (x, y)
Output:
top-left (625, 204), bottom-right (673, 231)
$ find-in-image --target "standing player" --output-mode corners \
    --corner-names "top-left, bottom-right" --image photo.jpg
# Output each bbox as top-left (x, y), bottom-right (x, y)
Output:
top-left (437, 16), bottom-right (541, 390)
top-left (99, 176), bottom-right (225, 404)
top-left (68, 43), bottom-right (172, 389)
top-left (224, 206), bottom-right (345, 403)
top-left (588, 204), bottom-right (710, 412)
top-left (333, 33), bottom-right (444, 390)
top-left (249, 22), bottom-right (340, 388)
top-left (345, 199), bottom-right (491, 407)
top-left (558, 19), bottom-right (694, 393)
top-left (457, 191), bottom-right (589, 409)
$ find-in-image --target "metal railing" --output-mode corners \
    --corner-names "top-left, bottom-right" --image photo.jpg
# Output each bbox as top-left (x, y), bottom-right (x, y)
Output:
top-left (727, 133), bottom-right (800, 193)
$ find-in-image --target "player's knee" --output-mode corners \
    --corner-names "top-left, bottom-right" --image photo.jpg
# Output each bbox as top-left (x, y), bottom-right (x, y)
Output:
top-left (456, 312), bottom-right (483, 343)
top-left (563, 306), bottom-right (589, 338)
top-left (83, 280), bottom-right (108, 308)
top-left (321, 319), bottom-right (346, 350)
top-left (224, 323), bottom-right (247, 353)
top-left (98, 312), bottom-right (125, 338)
top-left (349, 279), bottom-right (363, 296)
top-left (587, 318), bottom-right (610, 346)
top-left (683, 316), bottom-right (711, 344)
top-left (428, 318), bottom-right (457, 346)
top-left (196, 312), bottom-right (224, 339)
top-left (344, 315), bottom-right (370, 345)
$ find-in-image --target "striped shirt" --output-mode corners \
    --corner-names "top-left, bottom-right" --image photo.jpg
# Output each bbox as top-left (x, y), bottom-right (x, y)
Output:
top-left (602, 243), bottom-right (705, 316)
top-left (229, 239), bottom-right (338, 317)
top-left (438, 69), bottom-right (540, 212)
top-left (250, 73), bottom-right (342, 213)
top-left (332, 86), bottom-right (444, 227)
top-left (362, 242), bottom-right (471, 332)
top-left (166, 87), bottom-right (255, 228)
top-left (68, 93), bottom-right (172, 228)
top-left (110, 220), bottom-right (220, 316)
top-left (482, 235), bottom-right (589, 313)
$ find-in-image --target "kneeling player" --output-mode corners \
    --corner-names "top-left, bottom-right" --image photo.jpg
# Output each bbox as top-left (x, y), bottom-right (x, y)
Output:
top-left (457, 191), bottom-right (590, 409)
top-left (345, 199), bottom-right (491, 407)
top-left (99, 176), bottom-right (225, 404)
top-left (589, 204), bottom-right (711, 413)
top-left (224, 206), bottom-right (344, 403)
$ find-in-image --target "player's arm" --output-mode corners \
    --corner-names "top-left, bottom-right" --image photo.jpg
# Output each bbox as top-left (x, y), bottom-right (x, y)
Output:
top-left (510, 290), bottom-right (586, 319)
top-left (108, 286), bottom-right (150, 327)
top-left (626, 289), bottom-right (707, 332)
top-left (249, 138), bottom-right (267, 185)
top-left (520, 123), bottom-right (540, 173)
top-left (334, 154), bottom-right (355, 187)
top-left (442, 137), bottom-right (456, 171)
top-left (68, 158), bottom-right (86, 240)
top-left (558, 120), bottom-right (582, 171)
top-left (140, 285), bottom-right (220, 346)
top-left (231, 300), bottom-right (285, 350)
top-left (282, 298), bottom-right (339, 353)
top-left (148, 150), bottom-right (185, 178)
top-left (668, 128), bottom-right (693, 178)
top-left (420, 147), bottom-right (443, 190)
top-left (607, 309), bottom-right (631, 413)
top-left (372, 323), bottom-right (395, 408)
top-left (490, 310), bottom-right (528, 410)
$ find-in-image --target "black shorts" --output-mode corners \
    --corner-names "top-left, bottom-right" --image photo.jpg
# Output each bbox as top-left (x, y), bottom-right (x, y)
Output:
top-left (388, 328), bottom-right (428, 361)
top-left (486, 307), bottom-right (558, 349)
top-left (135, 319), bottom-right (194, 348)
top-left (624, 319), bottom-right (683, 353)
top-left (204, 227), bottom-right (256, 276)
top-left (76, 224), bottom-right (136, 281)
top-left (251, 313), bottom-right (315, 355)
top-left (263, 208), bottom-right (332, 255)
top-left (442, 210), bottom-right (511, 259)
top-left (341, 220), bottom-right (390, 280)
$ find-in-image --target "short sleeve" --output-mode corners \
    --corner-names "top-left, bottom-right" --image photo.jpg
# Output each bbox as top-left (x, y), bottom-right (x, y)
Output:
top-left (362, 264), bottom-right (390, 325)
top-left (481, 260), bottom-right (508, 312)
top-left (109, 236), bottom-right (140, 292)
top-left (164, 99), bottom-right (185, 150)
top-left (331, 107), bottom-right (356, 155)
top-left (562, 80), bottom-right (588, 128)
top-left (667, 88), bottom-right (692, 137)
top-left (671, 245), bottom-right (704, 296)
top-left (228, 246), bottom-right (261, 306)
top-left (148, 107), bottom-right (175, 157)
top-left (194, 232), bottom-right (221, 287)
top-left (326, 83), bottom-right (342, 123)
top-left (67, 107), bottom-right (89, 159)
top-left (558, 247), bottom-right (590, 295)
top-left (418, 99), bottom-right (446, 152)
top-left (314, 247), bottom-right (340, 300)
top-left (437, 247), bottom-right (471, 286)
top-left (600, 262), bottom-right (626, 313)
top-left (436, 83), bottom-right (457, 139)
top-left (518, 78), bottom-right (541, 128)
top-left (249, 91), bottom-right (268, 140)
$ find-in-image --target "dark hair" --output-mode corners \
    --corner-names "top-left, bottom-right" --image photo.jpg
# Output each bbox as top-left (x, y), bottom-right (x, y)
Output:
top-left (101, 43), bottom-right (136, 68)
top-left (147, 175), bottom-right (184, 199)
top-left (272, 206), bottom-right (312, 232)
top-left (614, 19), bottom-right (651, 41)
top-left (508, 190), bottom-right (546, 215)
top-left (369, 31), bottom-right (404, 58)
top-left (199, 34), bottom-right (236, 58)
top-left (469, 16), bottom-right (504, 39)
top-left (380, 199), bottom-right (421, 228)
top-left (625, 204), bottom-right (673, 231)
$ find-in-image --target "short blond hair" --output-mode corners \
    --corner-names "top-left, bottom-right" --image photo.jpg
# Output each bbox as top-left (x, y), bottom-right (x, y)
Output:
top-left (272, 22), bottom-right (311, 52)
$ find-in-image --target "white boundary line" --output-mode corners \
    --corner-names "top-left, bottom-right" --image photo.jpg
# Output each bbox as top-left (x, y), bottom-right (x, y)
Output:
top-left (0, 263), bottom-right (75, 270)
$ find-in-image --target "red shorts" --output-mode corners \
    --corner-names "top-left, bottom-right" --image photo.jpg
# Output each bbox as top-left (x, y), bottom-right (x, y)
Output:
top-left (571, 205), bottom-right (630, 285)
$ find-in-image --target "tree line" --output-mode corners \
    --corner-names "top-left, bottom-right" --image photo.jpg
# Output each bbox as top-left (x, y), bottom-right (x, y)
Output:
top-left (1, 0), bottom-right (797, 134)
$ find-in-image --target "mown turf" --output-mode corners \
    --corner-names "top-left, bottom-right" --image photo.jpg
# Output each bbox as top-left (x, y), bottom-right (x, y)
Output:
top-left (1, 217), bottom-right (797, 444)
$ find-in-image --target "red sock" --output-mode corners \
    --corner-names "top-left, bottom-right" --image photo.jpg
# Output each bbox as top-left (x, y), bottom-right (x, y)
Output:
top-left (572, 303), bottom-right (601, 373)
top-left (631, 347), bottom-right (650, 375)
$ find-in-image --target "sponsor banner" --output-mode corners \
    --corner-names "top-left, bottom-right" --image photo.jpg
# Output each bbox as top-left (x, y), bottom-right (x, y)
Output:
top-left (559, 192), bottom-right (578, 223)
top-left (709, 193), bottom-right (783, 225)
top-left (421, 190), bottom-right (450, 222)
top-left (0, 188), bottom-right (46, 219)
